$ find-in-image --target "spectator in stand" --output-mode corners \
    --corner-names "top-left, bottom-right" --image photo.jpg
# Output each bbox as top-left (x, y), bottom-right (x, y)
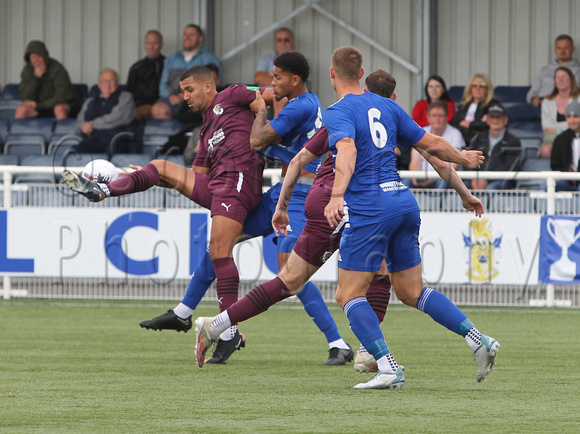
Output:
top-left (541, 66), bottom-right (580, 158)
top-left (550, 101), bottom-right (580, 191)
top-left (151, 24), bottom-right (221, 119)
top-left (527, 34), bottom-right (580, 107)
top-left (206, 63), bottom-right (226, 92)
top-left (73, 69), bottom-right (135, 155)
top-left (15, 40), bottom-right (81, 121)
top-left (468, 103), bottom-right (521, 190)
top-left (409, 101), bottom-right (465, 188)
top-left (126, 30), bottom-right (165, 120)
top-left (452, 74), bottom-right (499, 144)
top-left (411, 75), bottom-right (455, 127)
top-left (254, 27), bottom-right (295, 86)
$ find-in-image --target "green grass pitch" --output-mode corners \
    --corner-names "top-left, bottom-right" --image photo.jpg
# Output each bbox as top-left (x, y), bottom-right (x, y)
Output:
top-left (1, 300), bottom-right (579, 432)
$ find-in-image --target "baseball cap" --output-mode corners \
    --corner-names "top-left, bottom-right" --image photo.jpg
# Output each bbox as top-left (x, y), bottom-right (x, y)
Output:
top-left (565, 101), bottom-right (580, 116)
top-left (487, 103), bottom-right (507, 117)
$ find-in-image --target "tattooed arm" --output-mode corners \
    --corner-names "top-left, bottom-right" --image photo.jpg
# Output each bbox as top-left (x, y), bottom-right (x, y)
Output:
top-left (250, 90), bottom-right (282, 150)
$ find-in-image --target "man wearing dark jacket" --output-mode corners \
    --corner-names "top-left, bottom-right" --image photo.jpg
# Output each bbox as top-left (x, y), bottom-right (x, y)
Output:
top-left (469, 103), bottom-right (522, 189)
top-left (126, 30), bottom-right (165, 120)
top-left (15, 40), bottom-right (81, 120)
top-left (551, 101), bottom-right (580, 191)
top-left (73, 69), bottom-right (135, 155)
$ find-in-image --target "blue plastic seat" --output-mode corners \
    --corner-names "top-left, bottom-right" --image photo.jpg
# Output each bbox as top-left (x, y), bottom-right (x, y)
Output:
top-left (73, 83), bottom-right (89, 102)
top-left (54, 118), bottom-right (77, 134)
top-left (9, 117), bottom-right (55, 142)
top-left (15, 154), bottom-right (58, 184)
top-left (1, 83), bottom-right (20, 100)
top-left (493, 86), bottom-right (530, 105)
top-left (143, 119), bottom-right (182, 136)
top-left (0, 118), bottom-right (9, 145)
top-left (157, 153), bottom-right (185, 166)
top-left (3, 134), bottom-right (45, 158)
top-left (62, 152), bottom-right (109, 169)
top-left (0, 107), bottom-right (16, 119)
top-left (448, 86), bottom-right (464, 103)
top-left (516, 157), bottom-right (550, 190)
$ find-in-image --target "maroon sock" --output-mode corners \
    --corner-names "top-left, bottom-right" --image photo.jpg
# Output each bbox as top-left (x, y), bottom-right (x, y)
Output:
top-left (107, 163), bottom-right (160, 197)
top-left (211, 257), bottom-right (239, 313)
top-left (366, 274), bottom-right (392, 323)
top-left (228, 277), bottom-right (291, 324)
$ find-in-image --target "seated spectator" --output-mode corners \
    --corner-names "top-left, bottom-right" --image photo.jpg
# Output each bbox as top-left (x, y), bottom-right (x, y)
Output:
top-left (126, 30), bottom-right (165, 120)
top-left (206, 63), bottom-right (226, 92)
top-left (452, 74), bottom-right (499, 144)
top-left (411, 75), bottom-right (455, 127)
top-left (527, 34), bottom-right (580, 107)
top-left (151, 24), bottom-right (221, 119)
top-left (550, 101), bottom-right (580, 191)
top-left (15, 40), bottom-right (81, 121)
top-left (468, 103), bottom-right (522, 190)
top-left (541, 66), bottom-right (580, 158)
top-left (73, 69), bottom-right (135, 155)
top-left (409, 101), bottom-right (465, 188)
top-left (255, 27), bottom-right (295, 86)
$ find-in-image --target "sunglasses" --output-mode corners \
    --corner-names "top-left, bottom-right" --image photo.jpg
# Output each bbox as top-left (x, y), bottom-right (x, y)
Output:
top-left (276, 37), bottom-right (292, 42)
top-left (471, 84), bottom-right (488, 89)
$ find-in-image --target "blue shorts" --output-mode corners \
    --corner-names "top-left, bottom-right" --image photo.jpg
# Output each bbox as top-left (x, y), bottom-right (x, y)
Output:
top-left (242, 182), bottom-right (310, 253)
top-left (338, 210), bottom-right (422, 272)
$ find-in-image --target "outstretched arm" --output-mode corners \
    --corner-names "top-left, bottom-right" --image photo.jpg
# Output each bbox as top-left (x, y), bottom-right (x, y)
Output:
top-left (414, 131), bottom-right (484, 169)
top-left (272, 147), bottom-right (319, 236)
top-left (415, 147), bottom-right (484, 217)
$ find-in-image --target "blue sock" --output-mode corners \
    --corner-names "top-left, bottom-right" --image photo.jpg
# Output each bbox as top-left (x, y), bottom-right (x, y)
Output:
top-left (416, 287), bottom-right (474, 336)
top-left (297, 281), bottom-right (341, 343)
top-left (181, 251), bottom-right (216, 310)
top-left (343, 297), bottom-right (390, 360)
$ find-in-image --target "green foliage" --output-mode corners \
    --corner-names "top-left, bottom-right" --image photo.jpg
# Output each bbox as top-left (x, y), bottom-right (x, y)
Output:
top-left (1, 300), bottom-right (579, 433)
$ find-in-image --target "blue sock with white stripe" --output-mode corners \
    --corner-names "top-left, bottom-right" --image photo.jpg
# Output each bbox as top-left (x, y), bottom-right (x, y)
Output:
top-left (181, 250), bottom-right (216, 310)
top-left (416, 287), bottom-right (473, 336)
top-left (343, 297), bottom-right (390, 361)
top-left (297, 281), bottom-right (344, 346)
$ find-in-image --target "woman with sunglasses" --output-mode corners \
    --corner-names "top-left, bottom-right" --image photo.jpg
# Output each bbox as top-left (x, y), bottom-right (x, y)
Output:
top-left (452, 74), bottom-right (499, 143)
top-left (411, 74), bottom-right (456, 127)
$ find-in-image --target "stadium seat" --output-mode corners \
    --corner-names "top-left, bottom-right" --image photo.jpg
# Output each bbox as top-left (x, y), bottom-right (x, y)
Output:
top-left (9, 117), bottom-right (55, 142)
top-left (62, 152), bottom-right (108, 169)
top-left (47, 134), bottom-right (83, 162)
top-left (1, 83), bottom-right (20, 100)
top-left (15, 154), bottom-right (57, 184)
top-left (448, 86), bottom-right (464, 103)
top-left (142, 119), bottom-right (182, 156)
top-left (515, 157), bottom-right (550, 190)
top-left (110, 153), bottom-right (152, 170)
top-left (3, 134), bottom-right (45, 158)
top-left (0, 118), bottom-right (9, 145)
top-left (157, 153), bottom-right (186, 166)
top-left (73, 83), bottom-right (89, 102)
top-left (493, 86), bottom-right (530, 107)
top-left (0, 107), bottom-right (16, 119)
top-left (53, 118), bottom-right (77, 134)
top-left (519, 137), bottom-right (542, 163)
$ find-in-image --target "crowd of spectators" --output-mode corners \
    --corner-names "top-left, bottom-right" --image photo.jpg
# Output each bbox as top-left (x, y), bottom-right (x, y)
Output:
top-left (1, 28), bottom-right (580, 192)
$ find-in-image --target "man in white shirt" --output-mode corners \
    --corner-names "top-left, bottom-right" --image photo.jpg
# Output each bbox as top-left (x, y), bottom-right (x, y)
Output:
top-left (409, 101), bottom-right (465, 188)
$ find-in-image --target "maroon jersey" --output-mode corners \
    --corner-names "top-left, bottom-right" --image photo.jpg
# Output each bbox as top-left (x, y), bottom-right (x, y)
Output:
top-left (304, 126), bottom-right (334, 190)
top-left (194, 85), bottom-right (265, 179)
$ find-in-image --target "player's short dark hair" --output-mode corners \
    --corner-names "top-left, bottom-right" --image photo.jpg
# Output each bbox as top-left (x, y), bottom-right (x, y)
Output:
top-left (205, 63), bottom-right (220, 76)
top-left (180, 65), bottom-right (214, 86)
top-left (185, 24), bottom-right (203, 37)
top-left (332, 46), bottom-right (363, 80)
top-left (427, 100), bottom-right (449, 115)
top-left (555, 34), bottom-right (574, 45)
top-left (365, 69), bottom-right (396, 98)
top-left (274, 51), bottom-right (310, 83)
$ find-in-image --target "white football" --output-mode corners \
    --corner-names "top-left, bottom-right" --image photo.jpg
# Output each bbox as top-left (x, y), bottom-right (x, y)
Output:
top-left (82, 159), bottom-right (119, 183)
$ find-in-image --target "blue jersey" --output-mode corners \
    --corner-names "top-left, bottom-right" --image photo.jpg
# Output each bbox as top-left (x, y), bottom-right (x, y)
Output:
top-left (266, 92), bottom-right (323, 174)
top-left (324, 91), bottom-right (426, 226)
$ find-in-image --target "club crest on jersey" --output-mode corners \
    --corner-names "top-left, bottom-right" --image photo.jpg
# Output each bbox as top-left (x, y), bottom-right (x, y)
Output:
top-left (321, 251), bottom-right (333, 263)
top-left (213, 104), bottom-right (224, 115)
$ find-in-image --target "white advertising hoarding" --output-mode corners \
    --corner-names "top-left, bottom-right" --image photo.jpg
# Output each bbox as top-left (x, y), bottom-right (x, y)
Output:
top-left (0, 209), bottom-right (539, 284)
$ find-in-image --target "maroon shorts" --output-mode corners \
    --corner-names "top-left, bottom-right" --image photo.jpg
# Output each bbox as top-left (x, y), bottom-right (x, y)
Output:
top-left (190, 171), bottom-right (262, 225)
top-left (292, 184), bottom-right (343, 267)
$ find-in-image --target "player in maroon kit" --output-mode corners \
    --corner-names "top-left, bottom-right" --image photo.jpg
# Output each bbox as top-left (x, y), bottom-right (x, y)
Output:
top-left (63, 65), bottom-right (274, 325)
